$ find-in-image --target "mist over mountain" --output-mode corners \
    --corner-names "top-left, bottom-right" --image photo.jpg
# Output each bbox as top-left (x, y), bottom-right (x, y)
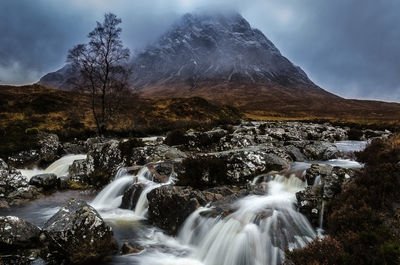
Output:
top-left (130, 12), bottom-right (312, 88)
top-left (39, 12), bottom-right (322, 95)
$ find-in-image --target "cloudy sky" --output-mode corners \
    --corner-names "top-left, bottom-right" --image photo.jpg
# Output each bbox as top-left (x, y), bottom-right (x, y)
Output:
top-left (1, 0), bottom-right (399, 102)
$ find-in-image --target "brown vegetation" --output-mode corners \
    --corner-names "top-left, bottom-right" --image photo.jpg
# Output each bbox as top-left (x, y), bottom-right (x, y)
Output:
top-left (287, 135), bottom-right (400, 265)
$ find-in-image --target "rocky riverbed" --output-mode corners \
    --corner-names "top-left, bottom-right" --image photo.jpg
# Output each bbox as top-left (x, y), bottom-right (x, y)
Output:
top-left (0, 121), bottom-right (390, 264)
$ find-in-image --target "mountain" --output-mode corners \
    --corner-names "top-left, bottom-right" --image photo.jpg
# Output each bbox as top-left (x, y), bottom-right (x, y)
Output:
top-left (131, 12), bottom-right (313, 88)
top-left (39, 12), bottom-right (400, 121)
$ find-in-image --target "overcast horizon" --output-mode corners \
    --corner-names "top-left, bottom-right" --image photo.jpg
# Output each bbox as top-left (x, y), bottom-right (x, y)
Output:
top-left (1, 0), bottom-right (399, 102)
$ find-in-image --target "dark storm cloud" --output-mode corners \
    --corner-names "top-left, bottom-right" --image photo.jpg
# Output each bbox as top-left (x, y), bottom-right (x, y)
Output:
top-left (0, 0), bottom-right (399, 102)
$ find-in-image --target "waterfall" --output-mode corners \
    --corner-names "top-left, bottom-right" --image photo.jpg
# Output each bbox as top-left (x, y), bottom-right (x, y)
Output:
top-left (90, 165), bottom-right (174, 220)
top-left (90, 175), bottom-right (134, 209)
top-left (18, 154), bottom-right (87, 180)
top-left (128, 174), bottom-right (314, 265)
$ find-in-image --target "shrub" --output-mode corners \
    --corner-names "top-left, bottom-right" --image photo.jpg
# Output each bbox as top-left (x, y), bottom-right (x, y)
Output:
top-left (286, 236), bottom-right (345, 265)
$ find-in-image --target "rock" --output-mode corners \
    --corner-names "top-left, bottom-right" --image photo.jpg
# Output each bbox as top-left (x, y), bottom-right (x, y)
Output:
top-left (303, 141), bottom-right (340, 160)
top-left (68, 159), bottom-right (91, 189)
top-left (185, 129), bottom-right (228, 150)
top-left (86, 139), bottom-right (123, 184)
top-left (0, 216), bottom-right (46, 264)
top-left (0, 160), bottom-right (41, 205)
top-left (147, 186), bottom-right (213, 235)
top-left (120, 183), bottom-right (146, 210)
top-left (29, 174), bottom-right (58, 190)
top-left (7, 150), bottom-right (40, 168)
top-left (284, 145), bottom-right (306, 162)
top-left (130, 144), bottom-right (187, 165)
top-left (304, 164), bottom-right (333, 186)
top-left (62, 142), bottom-right (86, 154)
top-left (7, 133), bottom-right (61, 168)
top-left (323, 167), bottom-right (355, 200)
top-left (0, 216), bottom-right (42, 249)
top-left (43, 199), bottom-right (118, 264)
top-left (296, 187), bottom-right (324, 227)
top-left (120, 242), bottom-right (144, 255)
top-left (146, 162), bottom-right (175, 183)
top-left (37, 132), bottom-right (60, 163)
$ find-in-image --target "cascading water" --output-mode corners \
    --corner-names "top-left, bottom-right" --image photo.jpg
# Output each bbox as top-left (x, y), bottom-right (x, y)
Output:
top-left (90, 166), bottom-right (175, 221)
top-left (130, 174), bottom-right (315, 265)
top-left (18, 154), bottom-right (87, 180)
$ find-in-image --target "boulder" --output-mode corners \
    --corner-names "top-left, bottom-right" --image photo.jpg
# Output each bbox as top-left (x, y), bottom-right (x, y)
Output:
top-left (0, 160), bottom-right (41, 205)
top-left (147, 186), bottom-right (217, 234)
top-left (68, 159), bottom-right (91, 189)
top-left (302, 141), bottom-right (340, 160)
top-left (0, 216), bottom-right (46, 264)
top-left (37, 132), bottom-right (60, 163)
top-left (29, 173), bottom-right (58, 189)
top-left (86, 139), bottom-right (123, 181)
top-left (43, 199), bottom-right (118, 264)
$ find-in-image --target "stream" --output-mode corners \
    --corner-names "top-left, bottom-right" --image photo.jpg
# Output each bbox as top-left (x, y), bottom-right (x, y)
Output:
top-left (1, 141), bottom-right (366, 265)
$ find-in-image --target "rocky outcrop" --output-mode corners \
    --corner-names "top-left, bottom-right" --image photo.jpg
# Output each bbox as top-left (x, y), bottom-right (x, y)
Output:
top-left (296, 165), bottom-right (358, 228)
top-left (43, 199), bottom-right (118, 264)
top-left (29, 173), bottom-right (58, 190)
top-left (0, 216), bottom-right (47, 265)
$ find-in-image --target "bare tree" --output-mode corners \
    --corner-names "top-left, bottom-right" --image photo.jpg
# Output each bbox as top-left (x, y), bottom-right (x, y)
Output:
top-left (67, 13), bottom-right (131, 135)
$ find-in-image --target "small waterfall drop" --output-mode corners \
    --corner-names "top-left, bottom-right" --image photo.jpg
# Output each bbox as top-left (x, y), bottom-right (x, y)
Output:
top-left (90, 165), bottom-right (174, 220)
top-left (18, 154), bottom-right (87, 180)
top-left (136, 174), bottom-right (315, 265)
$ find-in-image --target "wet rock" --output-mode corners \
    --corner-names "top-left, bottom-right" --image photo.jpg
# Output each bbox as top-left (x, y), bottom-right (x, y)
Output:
top-left (323, 167), bottom-right (355, 200)
top-left (296, 186), bottom-right (323, 228)
top-left (120, 183), bottom-right (146, 210)
top-left (29, 174), bottom-right (58, 190)
top-left (37, 132), bottom-right (60, 163)
top-left (43, 199), bottom-right (118, 264)
top-left (147, 186), bottom-right (214, 235)
top-left (120, 242), bottom-right (144, 255)
top-left (7, 150), bottom-right (40, 168)
top-left (302, 141), bottom-right (340, 160)
top-left (221, 148), bottom-right (290, 184)
top-left (0, 160), bottom-right (41, 205)
top-left (87, 139), bottom-right (123, 180)
top-left (304, 164), bottom-right (333, 186)
top-left (0, 216), bottom-right (42, 249)
top-left (146, 162), bottom-right (175, 183)
top-left (0, 216), bottom-right (46, 265)
top-left (68, 159), bottom-right (91, 189)
top-left (283, 145), bottom-right (306, 162)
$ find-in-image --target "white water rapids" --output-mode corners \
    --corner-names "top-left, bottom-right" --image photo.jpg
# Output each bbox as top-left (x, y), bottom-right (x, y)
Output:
top-left (88, 167), bottom-right (319, 265)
